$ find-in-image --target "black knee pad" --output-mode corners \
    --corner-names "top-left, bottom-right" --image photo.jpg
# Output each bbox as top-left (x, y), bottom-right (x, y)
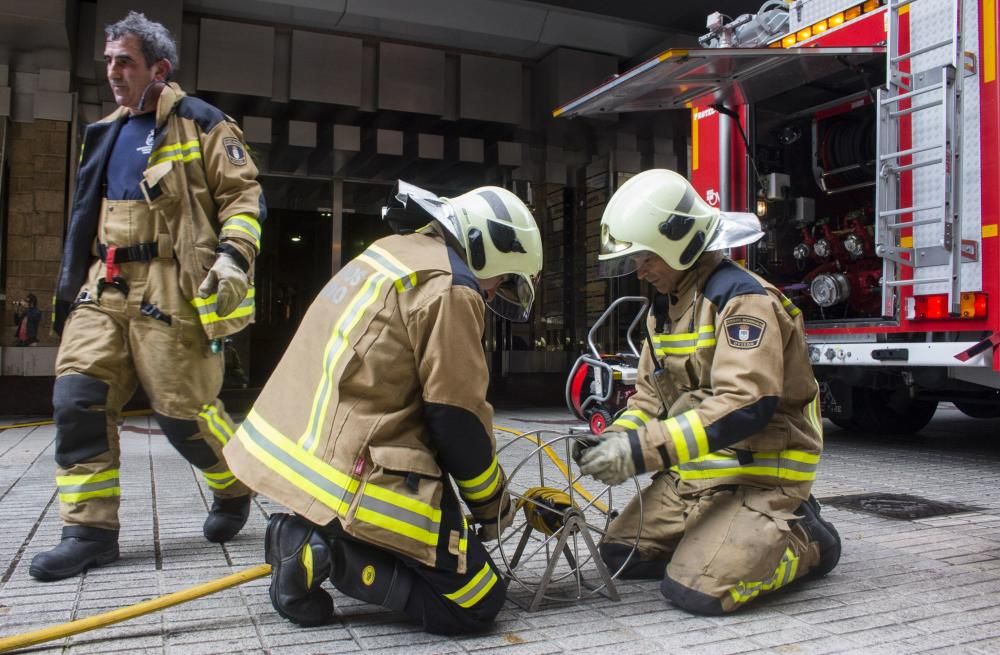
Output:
top-left (601, 542), bottom-right (669, 580)
top-left (329, 536), bottom-right (414, 612)
top-left (154, 413), bottom-right (218, 469)
top-left (53, 375), bottom-right (111, 468)
top-left (660, 575), bottom-right (725, 616)
top-left (265, 513), bottom-right (334, 626)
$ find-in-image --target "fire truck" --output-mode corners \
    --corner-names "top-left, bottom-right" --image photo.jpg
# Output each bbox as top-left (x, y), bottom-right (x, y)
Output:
top-left (554, 0), bottom-right (1000, 433)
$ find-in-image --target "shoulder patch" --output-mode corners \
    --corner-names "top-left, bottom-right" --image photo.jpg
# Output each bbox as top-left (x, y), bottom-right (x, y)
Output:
top-left (223, 136), bottom-right (247, 166)
top-left (723, 315), bottom-right (766, 349)
top-left (174, 96), bottom-right (225, 133)
top-left (704, 260), bottom-right (766, 310)
top-left (447, 246), bottom-right (482, 295)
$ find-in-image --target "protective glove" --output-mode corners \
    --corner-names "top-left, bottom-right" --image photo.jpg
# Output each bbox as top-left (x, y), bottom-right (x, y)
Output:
top-left (198, 253), bottom-right (248, 317)
top-left (476, 493), bottom-right (514, 542)
top-left (577, 430), bottom-right (638, 486)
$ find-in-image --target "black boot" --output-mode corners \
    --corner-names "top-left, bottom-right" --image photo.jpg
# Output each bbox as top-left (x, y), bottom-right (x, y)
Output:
top-left (796, 495), bottom-right (841, 579)
top-left (29, 526), bottom-right (119, 582)
top-left (265, 513), bottom-right (334, 627)
top-left (203, 494), bottom-right (252, 543)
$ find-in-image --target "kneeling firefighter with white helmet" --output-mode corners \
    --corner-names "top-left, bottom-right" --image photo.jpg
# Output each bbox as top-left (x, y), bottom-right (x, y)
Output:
top-left (574, 169), bottom-right (840, 615)
top-left (224, 181), bottom-right (542, 633)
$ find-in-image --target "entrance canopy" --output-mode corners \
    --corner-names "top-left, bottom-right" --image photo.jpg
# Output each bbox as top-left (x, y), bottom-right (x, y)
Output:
top-left (553, 46), bottom-right (885, 117)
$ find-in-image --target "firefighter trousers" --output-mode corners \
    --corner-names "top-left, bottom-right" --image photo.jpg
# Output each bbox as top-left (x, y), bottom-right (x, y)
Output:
top-left (319, 520), bottom-right (506, 634)
top-left (53, 199), bottom-right (250, 531)
top-left (601, 472), bottom-right (821, 614)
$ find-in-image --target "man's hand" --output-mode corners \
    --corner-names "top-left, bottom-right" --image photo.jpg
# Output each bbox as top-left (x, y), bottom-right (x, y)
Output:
top-left (198, 253), bottom-right (248, 317)
top-left (476, 493), bottom-right (514, 542)
top-left (577, 431), bottom-right (637, 486)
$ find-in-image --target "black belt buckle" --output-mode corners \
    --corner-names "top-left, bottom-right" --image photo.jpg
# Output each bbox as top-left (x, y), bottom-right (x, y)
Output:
top-left (96, 276), bottom-right (129, 299)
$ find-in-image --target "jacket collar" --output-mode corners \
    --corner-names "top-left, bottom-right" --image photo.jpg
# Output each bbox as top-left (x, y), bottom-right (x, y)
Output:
top-left (100, 82), bottom-right (186, 128)
top-left (668, 251), bottom-right (724, 324)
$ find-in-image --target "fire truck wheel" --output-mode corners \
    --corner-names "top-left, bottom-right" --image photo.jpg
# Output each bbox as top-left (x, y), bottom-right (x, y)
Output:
top-left (851, 388), bottom-right (938, 435)
top-left (953, 400), bottom-right (1000, 419)
top-left (589, 409), bottom-right (612, 435)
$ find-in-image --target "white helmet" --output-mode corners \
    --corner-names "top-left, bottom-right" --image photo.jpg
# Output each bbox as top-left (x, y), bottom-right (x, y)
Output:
top-left (598, 169), bottom-right (763, 276)
top-left (382, 181), bottom-right (543, 321)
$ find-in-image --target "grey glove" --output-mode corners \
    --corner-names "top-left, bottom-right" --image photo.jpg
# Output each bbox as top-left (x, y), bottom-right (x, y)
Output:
top-left (476, 494), bottom-right (514, 542)
top-left (577, 431), bottom-right (637, 486)
top-left (198, 253), bottom-right (248, 317)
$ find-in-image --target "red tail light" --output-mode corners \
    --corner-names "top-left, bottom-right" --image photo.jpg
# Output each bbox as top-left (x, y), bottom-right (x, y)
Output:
top-left (910, 293), bottom-right (988, 320)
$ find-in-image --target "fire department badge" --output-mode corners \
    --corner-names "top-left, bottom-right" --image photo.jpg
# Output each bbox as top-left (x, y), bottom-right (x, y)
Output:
top-left (222, 136), bottom-right (247, 166)
top-left (724, 315), bottom-right (766, 349)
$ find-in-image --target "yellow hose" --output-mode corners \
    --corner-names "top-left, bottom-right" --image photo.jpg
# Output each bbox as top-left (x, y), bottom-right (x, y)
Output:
top-left (494, 425), bottom-right (609, 514)
top-left (0, 409), bottom-right (153, 432)
top-left (0, 564), bottom-right (271, 653)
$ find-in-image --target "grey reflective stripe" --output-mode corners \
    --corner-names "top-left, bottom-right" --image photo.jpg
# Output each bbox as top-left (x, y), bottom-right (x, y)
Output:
top-left (680, 454), bottom-right (818, 473)
top-left (458, 466), bottom-right (500, 498)
top-left (449, 567), bottom-right (497, 606)
top-left (196, 294), bottom-right (254, 316)
top-left (59, 478), bottom-right (119, 494)
top-left (242, 419), bottom-right (355, 511)
top-left (674, 413), bottom-right (701, 460)
top-left (301, 272), bottom-right (385, 451)
top-left (655, 337), bottom-right (698, 349)
top-left (224, 217), bottom-right (261, 240)
top-left (477, 189), bottom-right (512, 222)
top-left (358, 492), bottom-right (439, 536)
top-left (365, 248), bottom-right (410, 279)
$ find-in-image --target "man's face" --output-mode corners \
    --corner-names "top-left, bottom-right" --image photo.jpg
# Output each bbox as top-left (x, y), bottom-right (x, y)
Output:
top-left (479, 275), bottom-right (507, 302)
top-left (632, 252), bottom-right (682, 294)
top-left (104, 35), bottom-right (164, 114)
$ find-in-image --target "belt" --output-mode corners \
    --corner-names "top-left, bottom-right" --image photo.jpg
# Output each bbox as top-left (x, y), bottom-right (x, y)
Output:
top-left (97, 242), bottom-right (159, 264)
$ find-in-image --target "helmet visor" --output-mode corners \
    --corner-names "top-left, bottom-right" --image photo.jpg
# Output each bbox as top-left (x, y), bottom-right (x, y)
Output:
top-left (488, 274), bottom-right (536, 322)
top-left (597, 222), bottom-right (639, 278)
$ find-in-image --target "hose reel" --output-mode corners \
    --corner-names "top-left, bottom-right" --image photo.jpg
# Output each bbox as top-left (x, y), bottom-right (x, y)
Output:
top-left (488, 430), bottom-right (644, 611)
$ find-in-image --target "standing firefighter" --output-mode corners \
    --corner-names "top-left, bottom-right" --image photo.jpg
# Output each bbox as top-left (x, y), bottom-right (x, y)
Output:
top-left (32, 12), bottom-right (264, 581)
top-left (575, 169), bottom-right (840, 614)
top-left (224, 182), bottom-right (542, 634)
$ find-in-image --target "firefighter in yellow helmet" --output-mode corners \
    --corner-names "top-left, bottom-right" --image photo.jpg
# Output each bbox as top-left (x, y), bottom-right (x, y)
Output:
top-left (574, 169), bottom-right (840, 614)
top-left (224, 181), bottom-right (543, 633)
top-left (31, 12), bottom-right (262, 581)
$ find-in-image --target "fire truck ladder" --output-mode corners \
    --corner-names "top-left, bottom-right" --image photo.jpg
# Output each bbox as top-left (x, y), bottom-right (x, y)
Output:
top-left (875, 0), bottom-right (965, 317)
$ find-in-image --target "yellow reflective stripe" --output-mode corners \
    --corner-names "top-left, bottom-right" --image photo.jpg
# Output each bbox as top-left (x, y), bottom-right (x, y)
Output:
top-left (393, 272), bottom-right (418, 293)
top-left (612, 408), bottom-right (650, 430)
top-left (674, 449), bottom-right (819, 482)
top-left (357, 247), bottom-right (418, 293)
top-left (302, 542), bottom-right (314, 589)
top-left (222, 214), bottom-right (262, 249)
top-left (56, 469), bottom-right (119, 486)
top-left (460, 516), bottom-right (469, 555)
top-left (781, 295), bottom-right (802, 317)
top-left (653, 326), bottom-right (716, 356)
top-left (729, 548), bottom-right (799, 603)
top-left (235, 410), bottom-right (358, 516)
top-left (199, 404), bottom-right (232, 446)
top-left (300, 272), bottom-right (390, 453)
top-left (149, 139), bottom-right (202, 165)
top-left (203, 470), bottom-right (238, 489)
top-left (444, 563), bottom-right (499, 608)
top-left (664, 410), bottom-right (708, 464)
top-left (803, 387), bottom-right (823, 436)
top-left (455, 456), bottom-right (501, 501)
top-left (59, 488), bottom-right (121, 504)
top-left (191, 287), bottom-right (255, 324)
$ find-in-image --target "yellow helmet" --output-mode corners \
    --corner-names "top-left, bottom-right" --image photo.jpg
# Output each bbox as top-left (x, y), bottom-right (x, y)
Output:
top-left (443, 186), bottom-right (543, 322)
top-left (599, 169), bottom-right (762, 276)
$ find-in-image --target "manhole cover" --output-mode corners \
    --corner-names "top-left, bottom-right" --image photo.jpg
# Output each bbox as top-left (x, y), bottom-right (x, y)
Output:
top-left (818, 493), bottom-right (983, 520)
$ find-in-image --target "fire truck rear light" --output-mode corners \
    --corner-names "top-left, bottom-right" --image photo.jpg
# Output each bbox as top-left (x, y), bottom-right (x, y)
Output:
top-left (845, 6), bottom-right (862, 20)
top-left (813, 19), bottom-right (829, 34)
top-left (830, 12), bottom-right (846, 26)
top-left (862, 0), bottom-right (881, 12)
top-left (960, 292), bottom-right (988, 318)
top-left (797, 27), bottom-right (813, 41)
top-left (912, 293), bottom-right (988, 320)
top-left (782, 34), bottom-right (797, 48)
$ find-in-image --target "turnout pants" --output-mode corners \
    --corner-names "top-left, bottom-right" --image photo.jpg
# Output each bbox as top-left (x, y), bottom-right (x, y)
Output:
top-left (53, 199), bottom-right (249, 531)
top-left (322, 520), bottom-right (506, 634)
top-left (603, 473), bottom-right (821, 614)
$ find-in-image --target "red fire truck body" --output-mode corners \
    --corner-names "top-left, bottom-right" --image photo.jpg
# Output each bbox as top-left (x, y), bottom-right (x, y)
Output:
top-left (555, 0), bottom-right (1000, 430)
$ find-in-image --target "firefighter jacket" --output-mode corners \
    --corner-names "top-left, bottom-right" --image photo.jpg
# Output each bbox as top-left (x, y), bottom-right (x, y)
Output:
top-left (54, 82), bottom-right (265, 340)
top-left (608, 252), bottom-right (823, 500)
top-left (225, 229), bottom-right (509, 574)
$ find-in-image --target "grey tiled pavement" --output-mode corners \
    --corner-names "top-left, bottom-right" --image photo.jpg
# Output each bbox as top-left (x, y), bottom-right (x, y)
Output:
top-left (0, 404), bottom-right (999, 654)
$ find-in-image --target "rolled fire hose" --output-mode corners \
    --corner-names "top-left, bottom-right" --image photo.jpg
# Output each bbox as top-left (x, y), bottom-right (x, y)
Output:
top-left (517, 486), bottom-right (578, 535)
top-left (0, 423), bottom-right (594, 651)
